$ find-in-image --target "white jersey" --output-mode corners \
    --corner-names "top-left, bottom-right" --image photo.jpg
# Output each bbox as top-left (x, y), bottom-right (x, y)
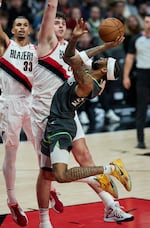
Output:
top-left (31, 40), bottom-right (85, 154)
top-left (32, 41), bottom-right (74, 122)
top-left (0, 40), bottom-right (37, 146)
top-left (0, 39), bottom-right (37, 97)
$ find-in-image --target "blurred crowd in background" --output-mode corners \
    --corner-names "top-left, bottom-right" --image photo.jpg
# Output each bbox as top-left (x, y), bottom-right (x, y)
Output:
top-left (0, 0), bottom-right (150, 133)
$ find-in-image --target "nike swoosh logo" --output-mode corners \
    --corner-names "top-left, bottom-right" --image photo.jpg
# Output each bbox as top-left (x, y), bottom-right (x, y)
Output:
top-left (116, 165), bottom-right (124, 176)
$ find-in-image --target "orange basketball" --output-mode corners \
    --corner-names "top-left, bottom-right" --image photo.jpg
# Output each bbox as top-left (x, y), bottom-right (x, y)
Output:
top-left (98, 18), bottom-right (125, 42)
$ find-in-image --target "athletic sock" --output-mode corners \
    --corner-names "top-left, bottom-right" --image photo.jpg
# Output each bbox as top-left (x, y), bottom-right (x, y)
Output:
top-left (99, 190), bottom-right (115, 208)
top-left (103, 165), bottom-right (115, 174)
top-left (39, 222), bottom-right (53, 228)
top-left (7, 188), bottom-right (17, 204)
top-left (39, 208), bottom-right (52, 227)
top-left (50, 182), bottom-right (56, 192)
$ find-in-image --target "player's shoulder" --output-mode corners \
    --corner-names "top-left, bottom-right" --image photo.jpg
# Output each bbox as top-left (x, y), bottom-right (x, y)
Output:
top-left (132, 33), bottom-right (143, 42)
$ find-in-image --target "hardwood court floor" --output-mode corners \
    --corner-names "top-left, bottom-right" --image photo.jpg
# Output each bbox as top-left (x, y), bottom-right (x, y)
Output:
top-left (0, 128), bottom-right (150, 215)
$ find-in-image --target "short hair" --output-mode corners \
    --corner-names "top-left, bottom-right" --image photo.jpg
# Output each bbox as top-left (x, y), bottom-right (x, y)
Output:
top-left (56, 11), bottom-right (67, 21)
top-left (13, 16), bottom-right (30, 26)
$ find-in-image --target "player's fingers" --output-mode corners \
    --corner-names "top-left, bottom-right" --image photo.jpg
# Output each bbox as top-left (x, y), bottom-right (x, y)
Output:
top-left (115, 36), bottom-right (125, 42)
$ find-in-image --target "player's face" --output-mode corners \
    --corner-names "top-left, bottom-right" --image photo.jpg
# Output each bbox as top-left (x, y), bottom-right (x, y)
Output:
top-left (11, 18), bottom-right (31, 39)
top-left (95, 58), bottom-right (108, 80)
top-left (54, 17), bottom-right (66, 40)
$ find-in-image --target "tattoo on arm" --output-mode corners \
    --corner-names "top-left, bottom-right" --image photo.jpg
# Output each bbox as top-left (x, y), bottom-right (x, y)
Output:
top-left (85, 44), bottom-right (107, 59)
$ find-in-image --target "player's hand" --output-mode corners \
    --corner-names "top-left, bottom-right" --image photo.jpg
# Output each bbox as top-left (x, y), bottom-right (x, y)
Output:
top-left (72, 18), bottom-right (88, 39)
top-left (99, 80), bottom-right (106, 95)
top-left (123, 77), bottom-right (131, 89)
top-left (104, 36), bottom-right (125, 49)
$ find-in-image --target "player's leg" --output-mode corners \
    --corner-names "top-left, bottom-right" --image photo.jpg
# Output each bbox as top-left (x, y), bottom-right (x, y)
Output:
top-left (135, 75), bottom-right (149, 148)
top-left (2, 100), bottom-right (28, 226)
top-left (37, 154), bottom-right (55, 228)
top-left (28, 116), bottom-right (64, 213)
top-left (72, 113), bottom-right (133, 222)
top-left (72, 113), bottom-right (118, 196)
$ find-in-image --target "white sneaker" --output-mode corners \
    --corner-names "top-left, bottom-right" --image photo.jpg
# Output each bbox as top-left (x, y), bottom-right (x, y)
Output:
top-left (105, 110), bottom-right (120, 123)
top-left (104, 202), bottom-right (134, 223)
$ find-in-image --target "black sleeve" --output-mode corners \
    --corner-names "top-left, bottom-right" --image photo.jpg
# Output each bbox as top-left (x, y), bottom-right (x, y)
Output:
top-left (127, 34), bottom-right (141, 55)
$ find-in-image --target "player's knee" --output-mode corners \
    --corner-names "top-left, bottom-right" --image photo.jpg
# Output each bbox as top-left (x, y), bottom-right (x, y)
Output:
top-left (54, 171), bottom-right (66, 183)
top-left (41, 169), bottom-right (53, 180)
top-left (77, 151), bottom-right (94, 166)
top-left (5, 139), bottom-right (19, 152)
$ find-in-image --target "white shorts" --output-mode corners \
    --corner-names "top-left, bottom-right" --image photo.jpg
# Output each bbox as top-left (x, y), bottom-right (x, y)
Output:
top-left (41, 145), bottom-right (70, 168)
top-left (73, 112), bottom-right (85, 141)
top-left (0, 96), bottom-right (35, 148)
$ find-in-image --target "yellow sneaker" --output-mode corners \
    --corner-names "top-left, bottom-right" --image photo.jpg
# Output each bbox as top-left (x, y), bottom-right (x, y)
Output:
top-left (110, 159), bottom-right (132, 191)
top-left (96, 174), bottom-right (118, 199)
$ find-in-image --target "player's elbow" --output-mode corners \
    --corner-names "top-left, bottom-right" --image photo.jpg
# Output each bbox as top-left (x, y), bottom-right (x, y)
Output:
top-left (63, 55), bottom-right (70, 65)
top-left (54, 173), bottom-right (67, 183)
top-left (63, 55), bottom-right (76, 66)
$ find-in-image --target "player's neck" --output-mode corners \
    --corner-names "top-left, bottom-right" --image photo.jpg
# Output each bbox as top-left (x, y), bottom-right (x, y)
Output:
top-left (58, 37), bottom-right (65, 44)
top-left (14, 37), bottom-right (30, 46)
top-left (143, 29), bottom-right (150, 37)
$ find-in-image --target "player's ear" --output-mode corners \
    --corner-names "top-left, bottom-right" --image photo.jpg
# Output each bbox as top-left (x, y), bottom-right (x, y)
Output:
top-left (92, 61), bottom-right (99, 70)
top-left (11, 27), bottom-right (14, 35)
top-left (101, 66), bottom-right (107, 75)
top-left (28, 25), bottom-right (32, 35)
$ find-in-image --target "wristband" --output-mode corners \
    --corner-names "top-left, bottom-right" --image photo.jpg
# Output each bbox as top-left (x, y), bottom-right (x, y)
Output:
top-left (79, 51), bottom-right (90, 64)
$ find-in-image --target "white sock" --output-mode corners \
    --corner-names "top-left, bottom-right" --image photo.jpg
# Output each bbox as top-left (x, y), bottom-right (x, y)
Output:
top-left (7, 189), bottom-right (17, 204)
top-left (99, 191), bottom-right (115, 208)
top-left (50, 182), bottom-right (55, 192)
top-left (76, 176), bottom-right (100, 186)
top-left (103, 165), bottom-right (115, 174)
top-left (39, 208), bottom-right (52, 226)
top-left (39, 222), bottom-right (53, 228)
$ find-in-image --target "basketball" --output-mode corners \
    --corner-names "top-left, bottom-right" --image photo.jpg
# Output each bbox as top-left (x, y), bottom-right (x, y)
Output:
top-left (98, 18), bottom-right (125, 42)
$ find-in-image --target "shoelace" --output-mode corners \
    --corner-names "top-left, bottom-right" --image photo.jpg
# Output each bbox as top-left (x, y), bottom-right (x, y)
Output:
top-left (113, 204), bottom-right (125, 218)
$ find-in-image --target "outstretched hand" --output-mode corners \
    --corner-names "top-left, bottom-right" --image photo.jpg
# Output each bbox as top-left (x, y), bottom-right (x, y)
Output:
top-left (104, 36), bottom-right (125, 49)
top-left (72, 18), bottom-right (88, 39)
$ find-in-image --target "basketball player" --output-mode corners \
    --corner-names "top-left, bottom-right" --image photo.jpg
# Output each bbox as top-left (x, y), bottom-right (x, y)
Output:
top-left (31, 1), bottom-right (134, 228)
top-left (0, 15), bottom-right (37, 226)
top-left (0, 12), bottom-right (62, 226)
top-left (39, 18), bottom-right (134, 228)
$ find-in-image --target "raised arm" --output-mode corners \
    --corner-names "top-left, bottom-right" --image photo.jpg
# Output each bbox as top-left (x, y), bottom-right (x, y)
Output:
top-left (84, 36), bottom-right (124, 59)
top-left (0, 1), bottom-right (10, 56)
top-left (63, 18), bottom-right (88, 66)
top-left (64, 19), bottom-right (124, 67)
top-left (63, 19), bottom-right (96, 97)
top-left (64, 18), bottom-right (124, 97)
top-left (38, 0), bottom-right (58, 56)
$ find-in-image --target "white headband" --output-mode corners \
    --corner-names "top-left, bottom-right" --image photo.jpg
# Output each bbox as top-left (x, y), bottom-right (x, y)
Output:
top-left (107, 57), bottom-right (117, 80)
